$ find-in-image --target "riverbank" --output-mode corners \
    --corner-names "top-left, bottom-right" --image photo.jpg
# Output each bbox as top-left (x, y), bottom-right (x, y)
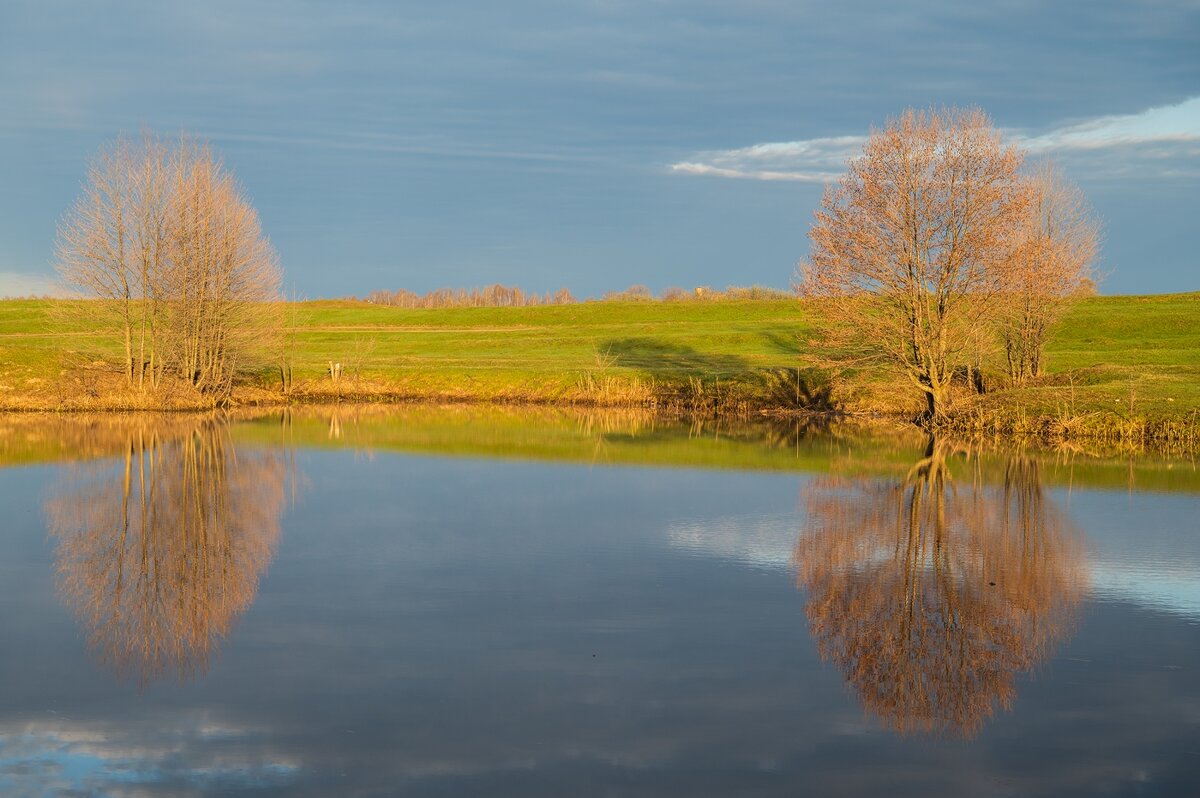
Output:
top-left (2, 405), bottom-right (1198, 493)
top-left (1, 294), bottom-right (1197, 446)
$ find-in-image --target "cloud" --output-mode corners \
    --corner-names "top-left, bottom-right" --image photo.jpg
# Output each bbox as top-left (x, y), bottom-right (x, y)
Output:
top-left (0, 271), bottom-right (57, 298)
top-left (669, 136), bottom-right (864, 183)
top-left (0, 719), bottom-right (300, 796)
top-left (1018, 96), bottom-right (1200, 152)
top-left (670, 97), bottom-right (1200, 181)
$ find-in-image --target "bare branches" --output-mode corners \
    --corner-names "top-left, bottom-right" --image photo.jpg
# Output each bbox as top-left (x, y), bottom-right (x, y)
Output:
top-left (55, 132), bottom-right (282, 398)
top-left (999, 163), bottom-right (1101, 383)
top-left (164, 138), bottom-right (281, 392)
top-left (799, 109), bottom-right (1102, 419)
top-left (799, 107), bottom-right (1056, 420)
top-left (55, 135), bottom-right (139, 383)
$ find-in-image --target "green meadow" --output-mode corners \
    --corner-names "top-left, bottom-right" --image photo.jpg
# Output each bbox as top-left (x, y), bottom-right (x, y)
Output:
top-left (0, 294), bottom-right (1197, 441)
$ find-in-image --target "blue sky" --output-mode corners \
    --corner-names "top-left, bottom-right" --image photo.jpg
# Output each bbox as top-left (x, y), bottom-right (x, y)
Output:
top-left (1, 0), bottom-right (1197, 298)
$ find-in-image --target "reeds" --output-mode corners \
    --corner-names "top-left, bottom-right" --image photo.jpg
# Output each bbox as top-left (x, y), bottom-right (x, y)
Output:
top-left (941, 403), bottom-right (1200, 452)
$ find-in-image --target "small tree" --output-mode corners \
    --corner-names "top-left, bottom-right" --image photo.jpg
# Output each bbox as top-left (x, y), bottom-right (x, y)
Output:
top-left (55, 133), bottom-right (172, 388)
top-left (56, 133), bottom-right (281, 398)
top-left (1000, 163), bottom-right (1100, 383)
top-left (163, 140), bottom-right (281, 393)
top-left (798, 107), bottom-right (1029, 421)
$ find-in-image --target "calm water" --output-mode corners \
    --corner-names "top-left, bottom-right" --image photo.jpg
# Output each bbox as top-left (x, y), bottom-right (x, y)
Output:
top-left (1, 409), bottom-right (1198, 797)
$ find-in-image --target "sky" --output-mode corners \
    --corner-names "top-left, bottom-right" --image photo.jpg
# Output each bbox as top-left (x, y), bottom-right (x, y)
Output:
top-left (1, 0), bottom-right (1198, 299)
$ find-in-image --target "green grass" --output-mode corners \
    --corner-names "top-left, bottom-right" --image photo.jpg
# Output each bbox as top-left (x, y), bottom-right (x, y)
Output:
top-left (997, 293), bottom-right (1200, 416)
top-left (283, 299), bottom-right (811, 384)
top-left (0, 298), bottom-right (816, 406)
top-left (1, 294), bottom-right (1197, 442)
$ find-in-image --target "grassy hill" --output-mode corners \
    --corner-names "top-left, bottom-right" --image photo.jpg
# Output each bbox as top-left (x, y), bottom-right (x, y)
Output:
top-left (0, 294), bottom-right (1197, 441)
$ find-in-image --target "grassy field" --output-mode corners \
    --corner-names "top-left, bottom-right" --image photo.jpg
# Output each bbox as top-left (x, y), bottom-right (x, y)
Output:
top-left (0, 299), bottom-right (816, 406)
top-left (0, 294), bottom-right (1197, 441)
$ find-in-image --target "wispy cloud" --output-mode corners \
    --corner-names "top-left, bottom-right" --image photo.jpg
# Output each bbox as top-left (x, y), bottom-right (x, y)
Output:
top-left (1018, 96), bottom-right (1200, 152)
top-left (670, 97), bottom-right (1200, 182)
top-left (669, 137), bottom-right (863, 183)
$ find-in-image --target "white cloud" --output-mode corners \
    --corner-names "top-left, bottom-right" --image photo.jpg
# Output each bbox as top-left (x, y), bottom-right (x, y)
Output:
top-left (0, 271), bottom-right (57, 299)
top-left (670, 97), bottom-right (1200, 182)
top-left (1018, 96), bottom-right (1200, 152)
top-left (669, 136), bottom-right (863, 183)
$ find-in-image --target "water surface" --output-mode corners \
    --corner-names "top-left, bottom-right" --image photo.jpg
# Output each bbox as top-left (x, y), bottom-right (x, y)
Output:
top-left (0, 408), bottom-right (1197, 796)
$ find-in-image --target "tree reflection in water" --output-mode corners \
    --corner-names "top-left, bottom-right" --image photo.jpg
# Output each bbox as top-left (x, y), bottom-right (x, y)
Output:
top-left (47, 418), bottom-right (286, 686)
top-left (794, 439), bottom-right (1088, 738)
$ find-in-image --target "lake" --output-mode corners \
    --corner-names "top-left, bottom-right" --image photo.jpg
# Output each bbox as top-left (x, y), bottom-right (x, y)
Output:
top-left (1, 407), bottom-right (1198, 796)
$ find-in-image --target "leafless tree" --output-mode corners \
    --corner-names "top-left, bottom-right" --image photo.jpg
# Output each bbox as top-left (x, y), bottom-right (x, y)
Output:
top-left (55, 133), bottom-right (172, 387)
top-left (1000, 162), bottom-right (1101, 383)
top-left (56, 133), bottom-right (281, 398)
top-left (162, 140), bottom-right (281, 393)
top-left (797, 108), bottom-right (1029, 420)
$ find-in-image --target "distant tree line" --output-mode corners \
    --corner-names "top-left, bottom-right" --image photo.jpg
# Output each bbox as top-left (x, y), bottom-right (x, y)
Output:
top-left (607, 284), bottom-right (794, 302)
top-left (363, 284), bottom-right (575, 308)
top-left (361, 283), bottom-right (795, 307)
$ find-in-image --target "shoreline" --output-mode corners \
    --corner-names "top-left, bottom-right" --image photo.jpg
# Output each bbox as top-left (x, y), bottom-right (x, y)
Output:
top-left (2, 405), bottom-right (1198, 497)
top-left (1, 389), bottom-right (1195, 453)
top-left (2, 294), bottom-right (1197, 450)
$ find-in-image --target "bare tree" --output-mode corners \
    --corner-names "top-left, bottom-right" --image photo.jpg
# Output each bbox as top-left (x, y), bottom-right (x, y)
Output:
top-left (798, 108), bottom-right (1029, 421)
top-left (57, 136), bottom-right (136, 385)
top-left (163, 140), bottom-right (281, 393)
top-left (1000, 162), bottom-right (1100, 383)
top-left (56, 133), bottom-right (281, 398)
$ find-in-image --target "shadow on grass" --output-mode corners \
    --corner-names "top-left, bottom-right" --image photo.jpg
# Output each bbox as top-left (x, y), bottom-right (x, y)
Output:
top-left (603, 337), bottom-right (750, 380)
top-left (601, 337), bottom-right (838, 413)
top-left (761, 329), bottom-right (807, 356)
